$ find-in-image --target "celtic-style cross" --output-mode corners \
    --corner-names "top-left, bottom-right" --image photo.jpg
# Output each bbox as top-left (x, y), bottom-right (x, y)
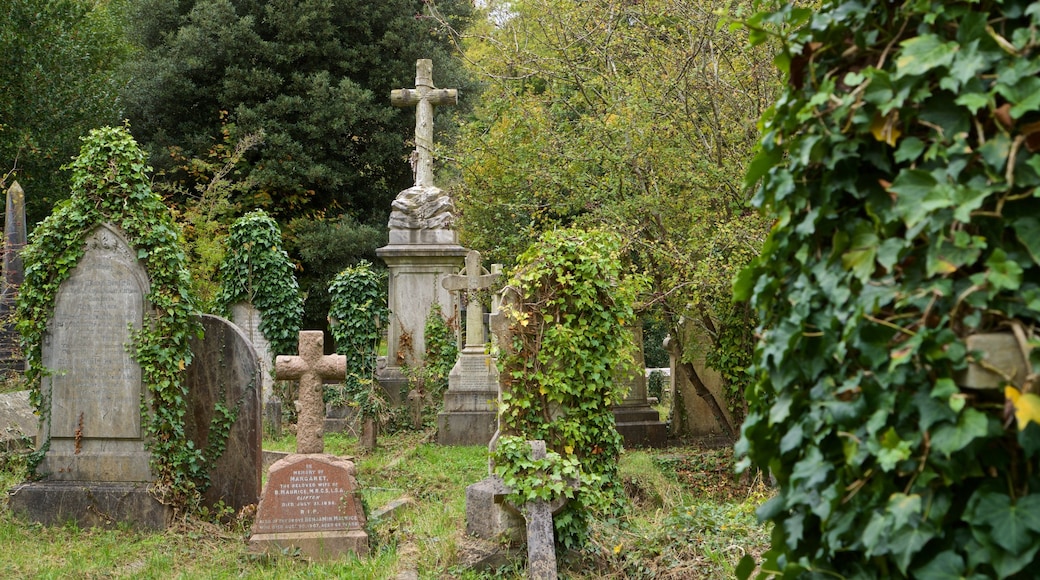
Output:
top-left (391, 59), bottom-right (458, 188)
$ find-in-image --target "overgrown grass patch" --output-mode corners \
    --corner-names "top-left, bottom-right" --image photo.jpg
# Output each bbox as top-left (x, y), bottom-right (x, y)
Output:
top-left (0, 430), bottom-right (770, 578)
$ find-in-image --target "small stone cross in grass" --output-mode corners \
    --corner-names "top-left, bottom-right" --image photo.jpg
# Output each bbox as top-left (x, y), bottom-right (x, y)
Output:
top-left (275, 331), bottom-right (346, 454)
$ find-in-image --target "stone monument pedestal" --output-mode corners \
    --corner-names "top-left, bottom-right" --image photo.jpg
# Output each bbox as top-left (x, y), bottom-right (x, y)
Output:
top-left (437, 350), bottom-right (498, 446)
top-left (8, 482), bottom-right (171, 530)
top-left (376, 241), bottom-right (466, 401)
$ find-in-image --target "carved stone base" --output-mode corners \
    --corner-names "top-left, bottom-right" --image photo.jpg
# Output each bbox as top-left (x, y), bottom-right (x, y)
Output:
top-left (8, 481), bottom-right (171, 530)
top-left (437, 409), bottom-right (497, 446)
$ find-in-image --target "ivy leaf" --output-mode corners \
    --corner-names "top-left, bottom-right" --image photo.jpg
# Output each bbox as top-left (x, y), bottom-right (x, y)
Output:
top-left (912, 550), bottom-right (966, 579)
top-left (1012, 217), bottom-right (1040, 266)
top-left (895, 35), bottom-right (958, 78)
top-left (889, 524), bottom-right (932, 574)
top-left (1004, 386), bottom-right (1040, 431)
top-left (890, 169), bottom-right (945, 227)
top-left (973, 492), bottom-right (1040, 554)
top-left (931, 407), bottom-right (989, 456)
top-left (870, 111), bottom-right (902, 146)
top-left (982, 249), bottom-right (1023, 294)
top-left (842, 228), bottom-right (878, 280)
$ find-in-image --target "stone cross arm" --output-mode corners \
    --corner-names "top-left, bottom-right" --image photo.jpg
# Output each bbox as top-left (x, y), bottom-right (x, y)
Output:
top-left (442, 250), bottom-right (501, 350)
top-left (275, 331), bottom-right (346, 454)
top-left (390, 59), bottom-right (458, 188)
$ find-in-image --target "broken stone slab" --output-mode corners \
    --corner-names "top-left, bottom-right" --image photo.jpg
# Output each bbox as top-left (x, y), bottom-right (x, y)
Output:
top-left (0, 390), bottom-right (36, 451)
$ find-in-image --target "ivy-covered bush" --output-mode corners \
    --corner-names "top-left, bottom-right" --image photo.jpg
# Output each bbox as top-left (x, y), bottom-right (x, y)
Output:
top-left (327, 260), bottom-right (388, 416)
top-left (215, 209), bottom-right (302, 356)
top-left (17, 124), bottom-right (202, 505)
top-left (495, 228), bottom-right (643, 549)
top-left (736, 1), bottom-right (1040, 577)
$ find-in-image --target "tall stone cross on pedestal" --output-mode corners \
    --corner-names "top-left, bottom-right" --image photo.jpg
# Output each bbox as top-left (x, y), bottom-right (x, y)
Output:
top-left (275, 331), bottom-right (346, 454)
top-left (443, 250), bottom-right (501, 354)
top-left (390, 59), bottom-right (458, 188)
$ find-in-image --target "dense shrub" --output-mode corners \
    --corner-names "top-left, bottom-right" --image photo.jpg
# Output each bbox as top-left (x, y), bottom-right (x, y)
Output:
top-left (736, 1), bottom-right (1040, 577)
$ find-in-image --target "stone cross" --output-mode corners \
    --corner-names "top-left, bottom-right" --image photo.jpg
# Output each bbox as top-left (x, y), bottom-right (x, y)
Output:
top-left (505, 440), bottom-right (567, 580)
top-left (390, 59), bottom-right (458, 188)
top-left (275, 331), bottom-right (346, 454)
top-left (442, 250), bottom-right (500, 352)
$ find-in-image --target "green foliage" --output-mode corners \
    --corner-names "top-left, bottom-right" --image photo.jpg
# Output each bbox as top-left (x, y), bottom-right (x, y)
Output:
top-left (451, 0), bottom-right (773, 434)
top-left (0, 0), bottom-right (131, 224)
top-left (736, 1), bottom-right (1040, 577)
top-left (492, 435), bottom-right (581, 504)
top-left (497, 228), bottom-right (644, 549)
top-left (285, 214), bottom-right (386, 332)
top-left (418, 303), bottom-right (459, 398)
top-left (120, 0), bottom-right (479, 223)
top-left (647, 370), bottom-right (665, 401)
top-left (16, 125), bottom-right (203, 506)
top-left (215, 210), bottom-right (302, 356)
top-left (159, 121), bottom-right (264, 310)
top-left (326, 260), bottom-right (389, 419)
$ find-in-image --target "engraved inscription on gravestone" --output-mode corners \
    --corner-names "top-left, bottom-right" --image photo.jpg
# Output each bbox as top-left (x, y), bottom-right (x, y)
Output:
top-left (45, 224), bottom-right (148, 440)
top-left (38, 223), bottom-right (152, 481)
top-left (252, 454), bottom-right (365, 534)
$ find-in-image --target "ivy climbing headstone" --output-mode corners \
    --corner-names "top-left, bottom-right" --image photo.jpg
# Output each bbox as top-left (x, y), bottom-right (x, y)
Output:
top-left (9, 125), bottom-right (209, 529)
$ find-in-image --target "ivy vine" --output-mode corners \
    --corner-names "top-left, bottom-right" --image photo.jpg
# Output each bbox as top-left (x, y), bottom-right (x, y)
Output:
top-left (17, 124), bottom-right (203, 506)
top-left (327, 260), bottom-right (389, 418)
top-left (736, 1), bottom-right (1040, 577)
top-left (496, 228), bottom-right (644, 549)
top-left (215, 209), bottom-right (302, 356)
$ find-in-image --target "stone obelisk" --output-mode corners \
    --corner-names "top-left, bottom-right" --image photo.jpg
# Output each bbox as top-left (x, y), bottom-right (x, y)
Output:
top-left (0, 181), bottom-right (26, 374)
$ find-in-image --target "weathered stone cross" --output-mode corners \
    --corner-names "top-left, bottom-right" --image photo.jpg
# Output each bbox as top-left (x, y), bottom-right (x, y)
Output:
top-left (503, 440), bottom-right (570, 580)
top-left (390, 59), bottom-right (458, 188)
top-left (442, 250), bottom-right (501, 353)
top-left (275, 331), bottom-right (346, 454)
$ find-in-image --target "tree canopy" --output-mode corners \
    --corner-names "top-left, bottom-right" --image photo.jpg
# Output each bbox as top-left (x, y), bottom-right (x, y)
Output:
top-left (120, 0), bottom-right (480, 222)
top-left (1, 0), bottom-right (130, 223)
top-left (449, 0), bottom-right (777, 432)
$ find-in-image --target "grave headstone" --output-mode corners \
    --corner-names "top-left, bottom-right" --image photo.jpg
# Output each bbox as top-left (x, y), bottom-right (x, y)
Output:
top-left (0, 181), bottom-right (26, 374)
top-left (377, 59), bottom-right (467, 399)
top-left (249, 454), bottom-right (368, 560)
top-left (231, 302), bottom-right (276, 405)
top-left (183, 313), bottom-right (262, 513)
top-left (8, 223), bottom-right (169, 529)
top-left (437, 250), bottom-right (501, 445)
top-left (250, 330), bottom-right (367, 560)
top-left (612, 326), bottom-right (668, 447)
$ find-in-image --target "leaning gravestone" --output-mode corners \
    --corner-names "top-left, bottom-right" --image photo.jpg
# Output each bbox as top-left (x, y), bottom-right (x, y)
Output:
top-left (9, 224), bottom-right (168, 528)
top-left (183, 313), bottom-right (262, 513)
top-left (250, 330), bottom-right (368, 560)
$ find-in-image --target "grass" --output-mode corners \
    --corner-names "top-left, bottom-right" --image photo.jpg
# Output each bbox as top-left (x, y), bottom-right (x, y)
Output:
top-left (0, 427), bottom-right (771, 579)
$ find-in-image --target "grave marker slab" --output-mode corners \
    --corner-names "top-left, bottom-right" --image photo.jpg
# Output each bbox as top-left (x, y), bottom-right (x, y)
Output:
top-left (39, 224), bottom-right (152, 481)
top-left (9, 223), bottom-right (170, 529)
top-left (249, 453), bottom-right (369, 560)
top-left (184, 314), bottom-right (262, 512)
